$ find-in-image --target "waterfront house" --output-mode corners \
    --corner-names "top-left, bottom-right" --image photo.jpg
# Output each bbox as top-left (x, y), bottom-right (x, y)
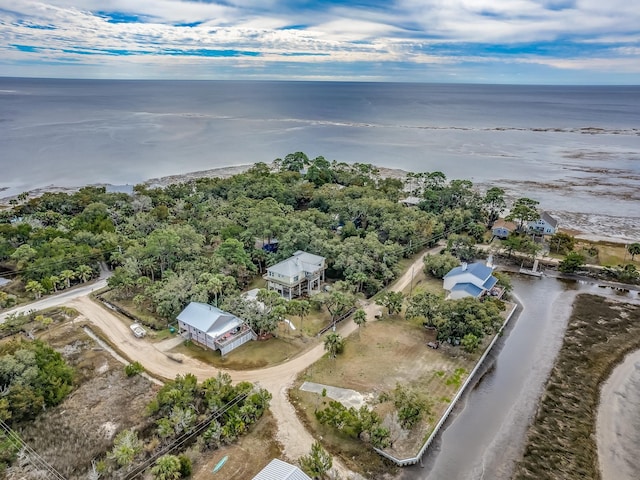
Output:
top-left (492, 219), bottom-right (517, 239)
top-left (176, 302), bottom-right (256, 355)
top-left (443, 262), bottom-right (499, 300)
top-left (265, 250), bottom-right (326, 299)
top-left (528, 211), bottom-right (558, 236)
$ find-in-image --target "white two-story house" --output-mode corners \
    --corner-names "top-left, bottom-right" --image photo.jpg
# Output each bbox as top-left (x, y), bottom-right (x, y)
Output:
top-left (265, 250), bottom-right (326, 300)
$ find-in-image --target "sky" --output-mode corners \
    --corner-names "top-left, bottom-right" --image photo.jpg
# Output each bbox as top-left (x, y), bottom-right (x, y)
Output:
top-left (1, 0), bottom-right (639, 84)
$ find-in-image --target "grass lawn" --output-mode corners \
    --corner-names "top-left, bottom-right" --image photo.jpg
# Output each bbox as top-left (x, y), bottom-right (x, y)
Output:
top-left (583, 240), bottom-right (640, 267)
top-left (513, 294), bottom-right (640, 480)
top-left (171, 327), bottom-right (320, 370)
top-left (290, 314), bottom-right (479, 468)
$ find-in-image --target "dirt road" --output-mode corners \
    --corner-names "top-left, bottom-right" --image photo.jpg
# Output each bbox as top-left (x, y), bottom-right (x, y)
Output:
top-left (68, 246), bottom-right (439, 473)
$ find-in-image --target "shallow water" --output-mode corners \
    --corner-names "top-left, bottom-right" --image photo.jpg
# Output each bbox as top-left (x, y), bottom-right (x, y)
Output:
top-left (401, 276), bottom-right (639, 480)
top-left (1, 79), bottom-right (639, 239)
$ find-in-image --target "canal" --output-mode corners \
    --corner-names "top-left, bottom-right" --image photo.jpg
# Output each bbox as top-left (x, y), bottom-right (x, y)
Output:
top-left (401, 274), bottom-right (639, 480)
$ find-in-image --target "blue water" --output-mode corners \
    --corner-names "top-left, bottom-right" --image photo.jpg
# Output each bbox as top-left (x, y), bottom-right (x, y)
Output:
top-left (1, 78), bottom-right (639, 237)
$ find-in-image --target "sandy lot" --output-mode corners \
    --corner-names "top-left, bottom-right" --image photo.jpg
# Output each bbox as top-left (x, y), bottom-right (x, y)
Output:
top-left (66, 245), bottom-right (441, 478)
top-left (597, 349), bottom-right (640, 480)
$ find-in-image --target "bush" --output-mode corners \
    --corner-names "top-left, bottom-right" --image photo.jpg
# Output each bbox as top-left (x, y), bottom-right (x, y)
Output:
top-left (124, 361), bottom-right (144, 377)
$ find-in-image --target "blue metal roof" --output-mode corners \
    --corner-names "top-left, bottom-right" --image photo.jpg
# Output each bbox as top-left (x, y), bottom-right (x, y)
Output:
top-left (482, 275), bottom-right (498, 290)
top-left (444, 262), bottom-right (494, 281)
top-left (450, 283), bottom-right (484, 298)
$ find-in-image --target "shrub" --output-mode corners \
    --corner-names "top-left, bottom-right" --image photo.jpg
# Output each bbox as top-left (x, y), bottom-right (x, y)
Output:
top-left (124, 361), bottom-right (144, 377)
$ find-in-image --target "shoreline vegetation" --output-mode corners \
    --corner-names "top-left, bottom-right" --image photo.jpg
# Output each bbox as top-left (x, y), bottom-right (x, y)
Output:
top-left (0, 161), bottom-right (633, 245)
top-left (513, 294), bottom-right (640, 480)
top-left (1, 155), bottom-right (639, 478)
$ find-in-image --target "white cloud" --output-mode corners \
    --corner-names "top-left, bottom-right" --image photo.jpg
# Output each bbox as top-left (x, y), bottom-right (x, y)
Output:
top-left (1, 0), bottom-right (639, 81)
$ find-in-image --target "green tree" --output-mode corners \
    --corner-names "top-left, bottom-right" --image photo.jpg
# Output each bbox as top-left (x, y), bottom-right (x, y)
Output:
top-left (423, 252), bottom-right (459, 279)
top-left (59, 269), bottom-right (76, 289)
top-left (323, 332), bottom-right (344, 359)
top-left (483, 187), bottom-right (506, 226)
top-left (75, 264), bottom-right (94, 283)
top-left (506, 197), bottom-right (540, 231)
top-left (125, 361), bottom-right (144, 377)
top-left (559, 252), bottom-right (586, 273)
top-left (375, 291), bottom-right (404, 315)
top-left (353, 309), bottom-right (367, 328)
top-left (393, 383), bottom-right (428, 429)
top-left (151, 454), bottom-right (182, 480)
top-left (314, 287), bottom-right (356, 325)
top-left (280, 151), bottom-right (310, 172)
top-left (628, 243), bottom-right (640, 261)
top-left (25, 280), bottom-right (45, 299)
top-left (549, 232), bottom-right (575, 255)
top-left (299, 441), bottom-right (333, 479)
top-left (108, 429), bottom-right (143, 467)
top-left (461, 333), bottom-right (481, 353)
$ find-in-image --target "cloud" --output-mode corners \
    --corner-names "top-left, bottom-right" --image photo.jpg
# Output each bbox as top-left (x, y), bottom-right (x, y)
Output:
top-left (0, 0), bottom-right (638, 82)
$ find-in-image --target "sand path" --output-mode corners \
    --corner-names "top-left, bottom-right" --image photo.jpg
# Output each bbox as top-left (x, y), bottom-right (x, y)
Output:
top-left (597, 348), bottom-right (640, 480)
top-left (68, 245), bottom-right (439, 476)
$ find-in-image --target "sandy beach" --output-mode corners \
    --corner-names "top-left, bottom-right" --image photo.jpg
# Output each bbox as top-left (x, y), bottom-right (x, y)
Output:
top-left (597, 348), bottom-right (640, 480)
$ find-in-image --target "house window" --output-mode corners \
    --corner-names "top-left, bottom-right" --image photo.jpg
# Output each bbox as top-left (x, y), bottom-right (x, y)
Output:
top-left (293, 276), bottom-right (299, 281)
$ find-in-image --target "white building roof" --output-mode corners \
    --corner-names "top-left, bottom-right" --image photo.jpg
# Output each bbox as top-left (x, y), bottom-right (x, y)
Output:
top-left (268, 250), bottom-right (325, 277)
top-left (253, 459), bottom-right (311, 480)
top-left (176, 302), bottom-right (242, 338)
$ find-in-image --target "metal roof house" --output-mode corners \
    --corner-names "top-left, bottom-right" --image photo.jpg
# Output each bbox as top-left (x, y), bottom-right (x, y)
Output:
top-left (443, 262), bottom-right (499, 300)
top-left (176, 302), bottom-right (256, 356)
top-left (252, 459), bottom-right (311, 480)
top-left (265, 250), bottom-right (326, 300)
top-left (528, 211), bottom-right (558, 236)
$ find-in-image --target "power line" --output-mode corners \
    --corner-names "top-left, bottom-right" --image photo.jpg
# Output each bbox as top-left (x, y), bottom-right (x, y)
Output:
top-left (0, 419), bottom-right (66, 480)
top-left (124, 392), bottom-right (249, 479)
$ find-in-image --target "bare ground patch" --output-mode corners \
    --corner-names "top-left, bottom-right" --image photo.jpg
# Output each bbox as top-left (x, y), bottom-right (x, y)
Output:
top-left (290, 315), bottom-right (480, 475)
top-left (6, 323), bottom-right (159, 480)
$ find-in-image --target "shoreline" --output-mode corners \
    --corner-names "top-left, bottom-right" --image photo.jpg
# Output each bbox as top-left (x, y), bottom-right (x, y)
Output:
top-left (0, 163), bottom-right (635, 244)
top-left (597, 348), bottom-right (640, 480)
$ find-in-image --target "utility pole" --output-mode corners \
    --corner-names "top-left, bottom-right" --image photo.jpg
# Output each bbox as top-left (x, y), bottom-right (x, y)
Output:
top-left (409, 265), bottom-right (415, 298)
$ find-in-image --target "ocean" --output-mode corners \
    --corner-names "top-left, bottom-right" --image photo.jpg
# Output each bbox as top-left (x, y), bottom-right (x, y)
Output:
top-left (1, 78), bottom-right (639, 239)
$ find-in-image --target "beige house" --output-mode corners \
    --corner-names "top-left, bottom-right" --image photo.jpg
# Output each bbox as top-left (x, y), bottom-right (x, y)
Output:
top-left (265, 250), bottom-right (326, 299)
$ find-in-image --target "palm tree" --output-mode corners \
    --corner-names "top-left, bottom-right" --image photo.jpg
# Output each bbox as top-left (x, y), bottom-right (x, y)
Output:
top-left (298, 300), bottom-right (310, 330)
top-left (151, 454), bottom-right (181, 480)
top-left (353, 309), bottom-right (367, 329)
top-left (59, 269), bottom-right (76, 289)
top-left (48, 275), bottom-right (60, 293)
top-left (108, 429), bottom-right (142, 467)
top-left (25, 280), bottom-right (44, 299)
top-left (76, 264), bottom-right (93, 283)
top-left (323, 332), bottom-right (344, 358)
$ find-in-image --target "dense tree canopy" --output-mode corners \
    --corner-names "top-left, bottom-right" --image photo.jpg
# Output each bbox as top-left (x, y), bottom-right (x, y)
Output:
top-left (1, 153), bottom-right (517, 330)
top-left (0, 340), bottom-right (74, 424)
